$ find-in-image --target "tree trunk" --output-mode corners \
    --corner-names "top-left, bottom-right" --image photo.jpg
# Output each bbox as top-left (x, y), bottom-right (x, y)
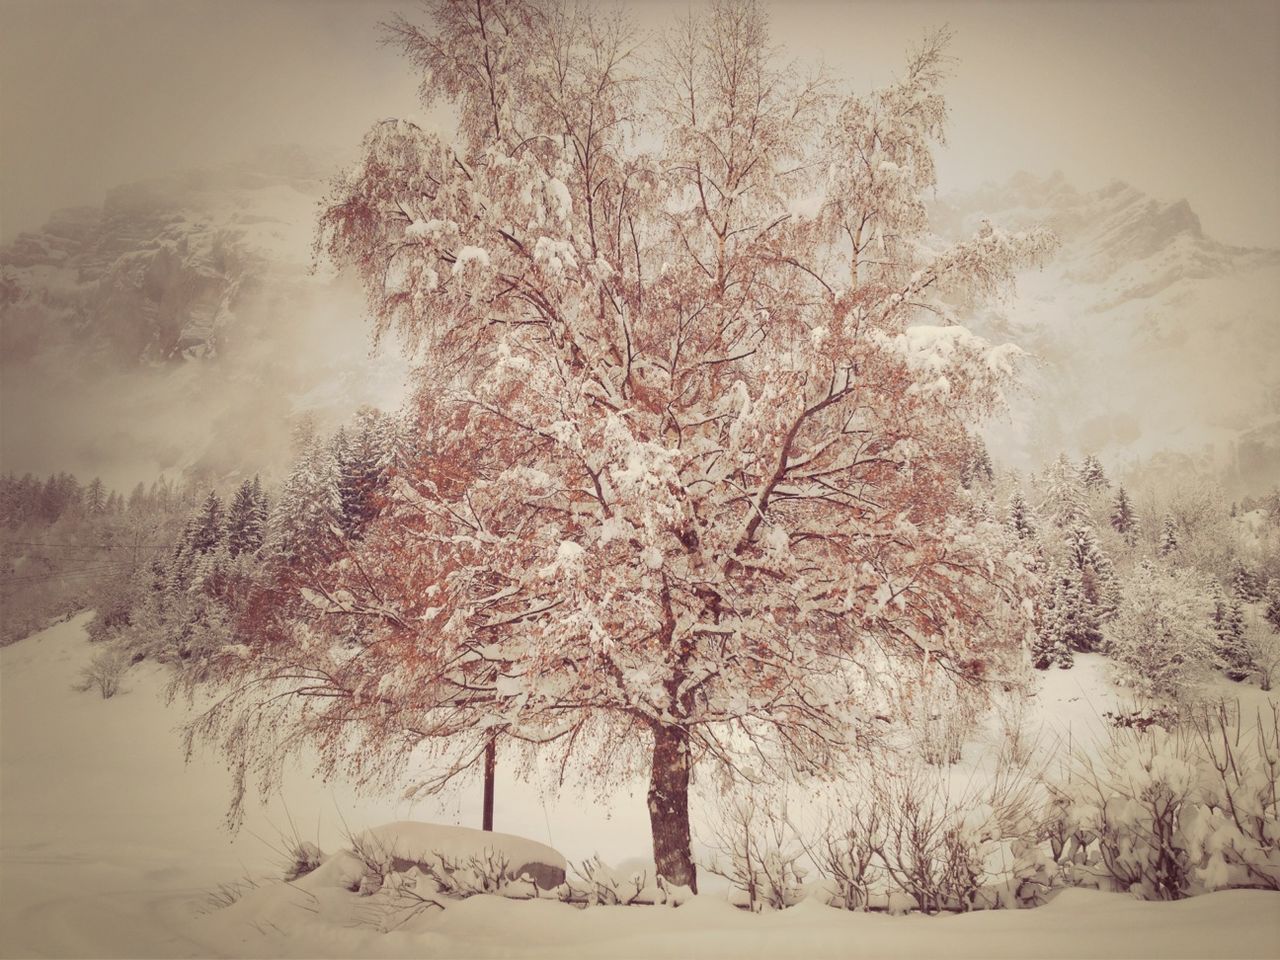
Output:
top-left (647, 723), bottom-right (697, 893)
top-left (482, 736), bottom-right (496, 832)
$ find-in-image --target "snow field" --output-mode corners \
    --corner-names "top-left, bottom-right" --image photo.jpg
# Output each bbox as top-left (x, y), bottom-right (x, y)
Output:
top-left (2, 615), bottom-right (1278, 958)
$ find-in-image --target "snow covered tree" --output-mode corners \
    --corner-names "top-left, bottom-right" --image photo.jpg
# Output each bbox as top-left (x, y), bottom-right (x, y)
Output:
top-left (85, 477), bottom-right (106, 516)
top-left (1031, 564), bottom-right (1079, 670)
top-left (190, 491), bottom-right (225, 556)
top-left (1079, 454), bottom-right (1108, 493)
top-left (1229, 560), bottom-right (1262, 603)
top-left (227, 477), bottom-right (267, 557)
top-left (1266, 580), bottom-right (1280, 634)
top-left (1159, 513), bottom-right (1180, 556)
top-left (1039, 454), bottom-right (1086, 529)
top-left (1108, 562), bottom-right (1215, 701)
top-left (1064, 521), bottom-right (1118, 631)
top-left (1210, 581), bottom-right (1249, 682)
top-left (1110, 485), bottom-right (1139, 547)
top-left (959, 436), bottom-right (994, 490)
top-left (269, 431), bottom-right (341, 567)
top-left (1008, 490), bottom-right (1036, 541)
top-left (334, 411), bottom-right (394, 541)
top-left (190, 1), bottom-right (1052, 891)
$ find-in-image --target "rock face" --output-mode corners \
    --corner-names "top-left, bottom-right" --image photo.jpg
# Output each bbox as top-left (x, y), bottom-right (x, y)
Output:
top-left (932, 173), bottom-right (1280, 491)
top-left (0, 147), bottom-right (408, 488)
top-left (1, 150), bottom-right (323, 364)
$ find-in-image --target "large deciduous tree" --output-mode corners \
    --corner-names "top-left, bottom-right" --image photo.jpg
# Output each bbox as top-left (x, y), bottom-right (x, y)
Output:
top-left (189, 0), bottom-right (1052, 890)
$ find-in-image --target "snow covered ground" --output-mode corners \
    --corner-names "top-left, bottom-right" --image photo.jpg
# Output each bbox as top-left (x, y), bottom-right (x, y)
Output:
top-left (2, 614), bottom-right (1278, 958)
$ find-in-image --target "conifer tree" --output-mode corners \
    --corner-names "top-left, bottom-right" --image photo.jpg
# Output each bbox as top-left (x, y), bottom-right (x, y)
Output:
top-left (1040, 453), bottom-right (1086, 528)
top-left (1159, 513), bottom-right (1180, 556)
top-left (270, 435), bottom-right (341, 566)
top-left (1265, 580), bottom-right (1280, 634)
top-left (227, 478), bottom-right (267, 557)
top-left (190, 492), bottom-right (225, 556)
top-left (85, 477), bottom-right (106, 516)
top-left (1032, 565), bottom-right (1080, 669)
top-left (1230, 561), bottom-right (1260, 602)
top-left (1110, 485), bottom-right (1139, 546)
top-left (1079, 455), bottom-right (1109, 493)
top-left (334, 413), bottom-right (392, 541)
top-left (1065, 521), bottom-right (1118, 628)
top-left (1008, 491), bottom-right (1036, 540)
top-left (1210, 581), bottom-right (1250, 681)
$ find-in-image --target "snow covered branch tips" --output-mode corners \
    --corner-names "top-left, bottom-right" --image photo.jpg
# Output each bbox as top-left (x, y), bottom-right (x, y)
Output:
top-left (197, 0), bottom-right (1055, 892)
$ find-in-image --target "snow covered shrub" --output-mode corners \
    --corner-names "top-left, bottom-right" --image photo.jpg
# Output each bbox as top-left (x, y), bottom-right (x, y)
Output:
top-left (1048, 702), bottom-right (1280, 899)
top-left (909, 674), bottom-right (979, 767)
top-left (75, 648), bottom-right (127, 698)
top-left (704, 788), bottom-right (806, 911)
top-left (1048, 726), bottom-right (1199, 899)
top-left (1102, 704), bottom-right (1180, 734)
top-left (1239, 608), bottom-right (1280, 691)
top-left (861, 761), bottom-right (1043, 912)
top-left (284, 841), bottom-right (324, 882)
top-left (1107, 562), bottom-right (1215, 702)
top-left (569, 856), bottom-right (653, 906)
top-left (871, 771), bottom-right (997, 912)
top-left (811, 790), bottom-right (881, 911)
top-left (992, 681), bottom-right (1041, 770)
top-left (1187, 701), bottom-right (1280, 890)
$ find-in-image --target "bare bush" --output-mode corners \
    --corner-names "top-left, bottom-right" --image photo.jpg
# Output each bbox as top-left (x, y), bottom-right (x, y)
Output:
top-left (74, 648), bottom-right (127, 698)
top-left (704, 788), bottom-right (806, 912)
top-left (569, 856), bottom-right (651, 906)
top-left (1189, 701), bottom-right (1280, 890)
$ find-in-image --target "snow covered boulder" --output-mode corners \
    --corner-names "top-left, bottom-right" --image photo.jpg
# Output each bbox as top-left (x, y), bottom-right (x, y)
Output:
top-left (352, 822), bottom-right (567, 893)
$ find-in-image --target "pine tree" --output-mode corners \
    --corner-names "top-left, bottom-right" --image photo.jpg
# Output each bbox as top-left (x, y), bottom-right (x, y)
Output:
top-left (1230, 561), bottom-right (1260, 602)
top-left (85, 477), bottom-right (107, 515)
top-left (1039, 454), bottom-right (1086, 528)
top-left (128, 482), bottom-right (146, 514)
top-left (1032, 565), bottom-right (1078, 669)
top-left (1064, 521), bottom-right (1118, 628)
top-left (227, 479), bottom-right (266, 557)
top-left (1210, 582), bottom-right (1250, 682)
top-left (1008, 491), bottom-right (1036, 540)
top-left (1110, 485), bottom-right (1139, 546)
top-left (190, 491), bottom-right (225, 555)
top-left (1265, 580), bottom-right (1280, 634)
top-left (270, 436), bottom-right (341, 566)
top-left (1079, 455), bottom-right (1109, 493)
top-left (1159, 514), bottom-right (1179, 556)
top-left (334, 412), bottom-right (394, 541)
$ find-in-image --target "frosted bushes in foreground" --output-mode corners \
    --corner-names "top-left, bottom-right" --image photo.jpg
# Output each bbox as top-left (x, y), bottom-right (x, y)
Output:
top-left (701, 754), bottom-right (1051, 915)
top-left (1045, 701), bottom-right (1280, 899)
top-left (698, 700), bottom-right (1279, 914)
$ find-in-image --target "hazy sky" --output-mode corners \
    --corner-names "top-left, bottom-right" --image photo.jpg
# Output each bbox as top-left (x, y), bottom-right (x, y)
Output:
top-left (2, 0), bottom-right (1279, 247)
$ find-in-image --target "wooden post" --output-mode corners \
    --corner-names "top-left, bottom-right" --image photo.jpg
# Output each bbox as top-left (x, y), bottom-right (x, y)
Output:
top-left (482, 736), bottom-right (496, 832)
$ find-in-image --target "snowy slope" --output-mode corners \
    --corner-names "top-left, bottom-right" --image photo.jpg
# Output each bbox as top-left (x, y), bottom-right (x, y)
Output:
top-left (3, 616), bottom-right (1279, 958)
top-left (933, 173), bottom-right (1280, 490)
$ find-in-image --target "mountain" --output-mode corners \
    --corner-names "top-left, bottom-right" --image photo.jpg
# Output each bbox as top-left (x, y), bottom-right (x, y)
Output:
top-left (0, 146), bottom-right (408, 489)
top-left (2, 158), bottom-right (1275, 492)
top-left (933, 172), bottom-right (1280, 492)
